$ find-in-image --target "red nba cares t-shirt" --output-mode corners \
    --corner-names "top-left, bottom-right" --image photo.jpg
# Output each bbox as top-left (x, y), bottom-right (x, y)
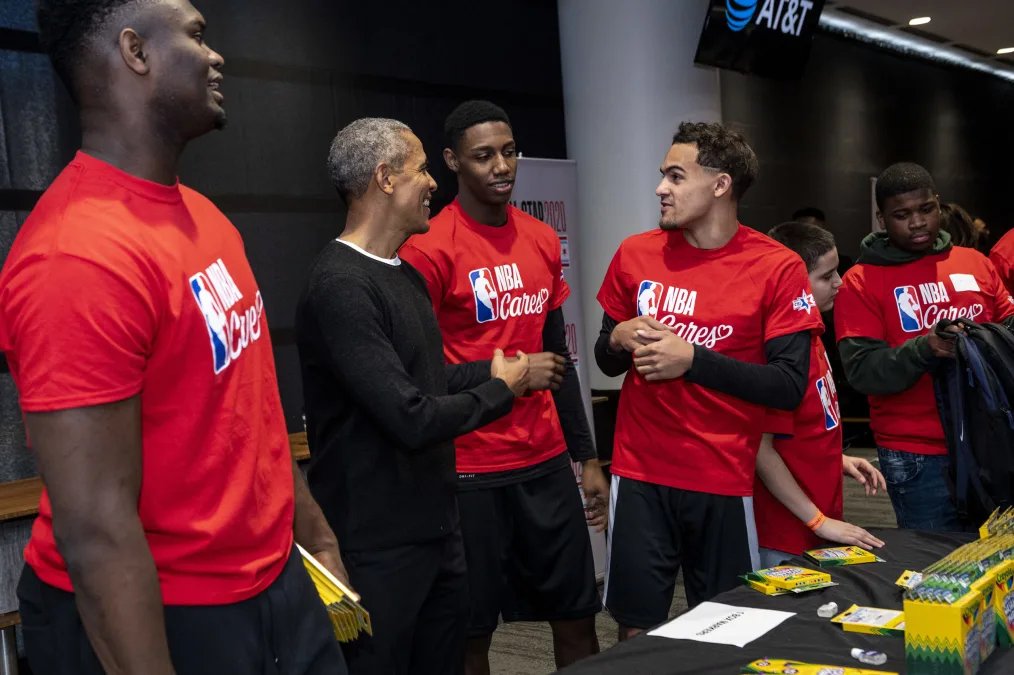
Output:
top-left (755, 336), bottom-right (844, 554)
top-left (400, 199), bottom-right (570, 473)
top-left (0, 152), bottom-right (294, 605)
top-left (597, 226), bottom-right (824, 496)
top-left (835, 246), bottom-right (1014, 455)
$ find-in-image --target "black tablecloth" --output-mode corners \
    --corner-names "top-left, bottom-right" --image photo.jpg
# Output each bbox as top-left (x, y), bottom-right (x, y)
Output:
top-left (563, 529), bottom-right (1014, 674)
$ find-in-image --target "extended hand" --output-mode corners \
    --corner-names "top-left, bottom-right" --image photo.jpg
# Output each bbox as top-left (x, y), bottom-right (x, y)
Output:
top-left (492, 349), bottom-right (530, 396)
top-left (581, 459), bottom-right (610, 533)
top-left (632, 329), bottom-right (694, 381)
top-left (609, 316), bottom-right (671, 353)
top-left (843, 455), bottom-right (886, 496)
top-left (814, 518), bottom-right (885, 551)
top-left (523, 352), bottom-right (566, 391)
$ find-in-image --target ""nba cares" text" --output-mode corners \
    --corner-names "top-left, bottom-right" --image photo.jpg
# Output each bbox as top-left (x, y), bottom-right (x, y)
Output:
top-left (469, 263), bottom-right (549, 324)
top-left (189, 258), bottom-right (264, 374)
top-left (636, 280), bottom-right (734, 348)
top-left (894, 281), bottom-right (983, 333)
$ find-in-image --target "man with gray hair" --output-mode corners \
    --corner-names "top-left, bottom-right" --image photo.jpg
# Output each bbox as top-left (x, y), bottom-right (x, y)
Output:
top-left (295, 117), bottom-right (531, 675)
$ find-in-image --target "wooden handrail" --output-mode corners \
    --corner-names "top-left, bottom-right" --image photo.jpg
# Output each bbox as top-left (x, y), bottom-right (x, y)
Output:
top-left (0, 433), bottom-right (313, 522)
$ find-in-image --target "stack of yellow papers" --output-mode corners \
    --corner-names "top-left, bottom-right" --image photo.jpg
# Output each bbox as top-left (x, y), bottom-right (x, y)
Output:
top-left (298, 544), bottom-right (373, 643)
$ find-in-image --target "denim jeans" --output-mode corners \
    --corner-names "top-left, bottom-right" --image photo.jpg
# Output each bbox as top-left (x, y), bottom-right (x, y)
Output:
top-left (877, 447), bottom-right (967, 532)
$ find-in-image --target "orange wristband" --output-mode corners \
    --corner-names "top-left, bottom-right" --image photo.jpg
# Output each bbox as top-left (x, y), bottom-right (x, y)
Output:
top-left (806, 511), bottom-right (826, 531)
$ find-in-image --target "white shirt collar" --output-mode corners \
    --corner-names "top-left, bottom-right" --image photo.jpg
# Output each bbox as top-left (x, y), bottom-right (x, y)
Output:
top-left (336, 238), bottom-right (401, 266)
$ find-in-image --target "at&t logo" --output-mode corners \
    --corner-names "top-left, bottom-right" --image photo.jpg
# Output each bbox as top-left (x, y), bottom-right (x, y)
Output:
top-left (725, 0), bottom-right (758, 32)
top-left (727, 0), bottom-right (816, 37)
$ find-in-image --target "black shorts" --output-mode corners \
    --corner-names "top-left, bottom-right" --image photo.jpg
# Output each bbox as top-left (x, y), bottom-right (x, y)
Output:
top-left (340, 529), bottom-right (468, 675)
top-left (17, 545), bottom-right (346, 675)
top-left (457, 461), bottom-right (600, 637)
top-left (603, 475), bottom-right (760, 630)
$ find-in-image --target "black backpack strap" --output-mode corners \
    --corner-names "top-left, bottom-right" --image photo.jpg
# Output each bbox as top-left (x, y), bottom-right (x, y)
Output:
top-left (958, 336), bottom-right (1005, 514)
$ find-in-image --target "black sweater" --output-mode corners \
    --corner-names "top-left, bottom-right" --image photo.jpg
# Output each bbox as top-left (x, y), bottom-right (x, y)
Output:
top-left (296, 241), bottom-right (515, 551)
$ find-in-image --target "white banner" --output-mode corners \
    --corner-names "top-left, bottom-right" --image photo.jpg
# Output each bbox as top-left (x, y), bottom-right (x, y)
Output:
top-left (510, 157), bottom-right (606, 578)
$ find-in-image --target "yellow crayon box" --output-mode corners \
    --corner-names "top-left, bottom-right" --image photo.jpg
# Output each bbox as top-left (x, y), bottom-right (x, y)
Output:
top-left (741, 658), bottom-right (898, 674)
top-left (830, 604), bottom-right (906, 637)
top-left (992, 560), bottom-right (1014, 648)
top-left (744, 566), bottom-right (833, 591)
top-left (897, 570), bottom-right (924, 590)
top-left (904, 589), bottom-right (983, 675)
top-left (803, 545), bottom-right (885, 567)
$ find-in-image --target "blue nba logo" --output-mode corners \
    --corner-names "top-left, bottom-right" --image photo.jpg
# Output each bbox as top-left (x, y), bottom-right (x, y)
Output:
top-left (190, 272), bottom-right (230, 374)
top-left (469, 268), bottom-right (498, 323)
top-left (894, 285), bottom-right (923, 333)
top-left (636, 281), bottom-right (663, 318)
top-left (816, 379), bottom-right (840, 431)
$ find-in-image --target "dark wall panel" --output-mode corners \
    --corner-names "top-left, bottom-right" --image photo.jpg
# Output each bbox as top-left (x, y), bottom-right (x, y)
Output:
top-left (724, 32), bottom-right (1014, 258)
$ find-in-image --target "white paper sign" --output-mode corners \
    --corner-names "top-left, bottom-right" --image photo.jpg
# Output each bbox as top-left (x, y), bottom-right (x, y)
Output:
top-left (647, 602), bottom-right (795, 648)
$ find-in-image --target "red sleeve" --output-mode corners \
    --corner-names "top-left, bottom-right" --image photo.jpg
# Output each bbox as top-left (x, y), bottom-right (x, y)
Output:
top-left (548, 235), bottom-right (571, 311)
top-left (834, 268), bottom-right (886, 341)
top-left (761, 255), bottom-right (825, 342)
top-left (990, 247), bottom-right (1014, 296)
top-left (596, 244), bottom-right (634, 322)
top-left (985, 258), bottom-right (1014, 322)
top-left (3, 253), bottom-right (158, 412)
top-left (400, 235), bottom-right (451, 315)
top-left (764, 408), bottom-right (795, 437)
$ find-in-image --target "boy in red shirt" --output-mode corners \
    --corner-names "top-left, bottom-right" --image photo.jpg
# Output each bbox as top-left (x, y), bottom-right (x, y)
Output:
top-left (835, 162), bottom-right (1014, 531)
top-left (0, 2), bottom-right (345, 673)
top-left (595, 122), bottom-right (823, 639)
top-left (753, 221), bottom-right (886, 569)
top-left (400, 101), bottom-right (604, 673)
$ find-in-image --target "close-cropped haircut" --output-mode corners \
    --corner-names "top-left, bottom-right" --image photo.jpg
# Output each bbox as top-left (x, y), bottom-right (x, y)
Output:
top-left (36, 0), bottom-right (144, 95)
top-left (328, 118), bottom-right (411, 204)
top-left (444, 100), bottom-right (512, 152)
top-left (875, 162), bottom-right (936, 210)
top-left (671, 122), bottom-right (759, 201)
top-left (767, 221), bottom-right (836, 272)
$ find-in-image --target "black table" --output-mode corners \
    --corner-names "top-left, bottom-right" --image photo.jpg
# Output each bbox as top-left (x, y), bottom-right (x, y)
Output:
top-left (563, 529), bottom-right (1014, 674)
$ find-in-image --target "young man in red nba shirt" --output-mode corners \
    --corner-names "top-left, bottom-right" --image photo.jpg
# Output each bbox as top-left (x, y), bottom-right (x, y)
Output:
top-left (400, 101), bottom-right (605, 673)
top-left (0, 2), bottom-right (346, 673)
top-left (595, 122), bottom-right (823, 639)
top-left (836, 162), bottom-right (1014, 531)
top-left (753, 221), bottom-right (886, 569)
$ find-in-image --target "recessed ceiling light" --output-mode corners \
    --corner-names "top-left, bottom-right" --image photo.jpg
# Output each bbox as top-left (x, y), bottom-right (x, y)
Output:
top-left (998, 47), bottom-right (1014, 55)
top-left (908, 17), bottom-right (932, 26)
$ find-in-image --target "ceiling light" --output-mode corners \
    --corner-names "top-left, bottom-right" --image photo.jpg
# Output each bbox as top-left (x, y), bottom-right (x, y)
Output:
top-left (998, 47), bottom-right (1014, 55)
top-left (908, 17), bottom-right (932, 26)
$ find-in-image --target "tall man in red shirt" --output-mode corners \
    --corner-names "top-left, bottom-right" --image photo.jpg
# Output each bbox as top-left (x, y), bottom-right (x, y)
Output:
top-left (400, 101), bottom-right (605, 673)
top-left (835, 162), bottom-right (1014, 531)
top-left (0, 1), bottom-right (346, 673)
top-left (754, 221), bottom-right (886, 569)
top-left (595, 122), bottom-right (823, 638)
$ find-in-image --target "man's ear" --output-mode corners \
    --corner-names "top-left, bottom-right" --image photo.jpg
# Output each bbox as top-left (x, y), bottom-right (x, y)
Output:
top-left (876, 211), bottom-right (885, 231)
top-left (713, 173), bottom-right (733, 199)
top-left (443, 147), bottom-right (459, 173)
top-left (375, 162), bottom-right (396, 195)
top-left (119, 28), bottom-right (149, 76)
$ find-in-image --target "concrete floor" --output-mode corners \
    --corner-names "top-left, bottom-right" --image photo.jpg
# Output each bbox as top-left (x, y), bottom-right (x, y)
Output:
top-left (488, 448), bottom-right (897, 674)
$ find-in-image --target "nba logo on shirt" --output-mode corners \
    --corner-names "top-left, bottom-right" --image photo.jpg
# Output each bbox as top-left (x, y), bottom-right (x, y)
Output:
top-left (190, 272), bottom-right (230, 374)
top-left (792, 290), bottom-right (816, 314)
top-left (815, 379), bottom-right (840, 431)
top-left (894, 285), bottom-right (923, 332)
top-left (469, 268), bottom-right (499, 323)
top-left (636, 281), bottom-right (663, 318)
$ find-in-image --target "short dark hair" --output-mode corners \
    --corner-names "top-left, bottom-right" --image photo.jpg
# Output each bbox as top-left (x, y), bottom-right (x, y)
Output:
top-left (37, 0), bottom-right (141, 94)
top-left (792, 207), bottom-right (826, 222)
top-left (767, 221), bottom-right (836, 272)
top-left (444, 100), bottom-right (512, 152)
top-left (875, 162), bottom-right (936, 210)
top-left (671, 122), bottom-right (759, 201)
